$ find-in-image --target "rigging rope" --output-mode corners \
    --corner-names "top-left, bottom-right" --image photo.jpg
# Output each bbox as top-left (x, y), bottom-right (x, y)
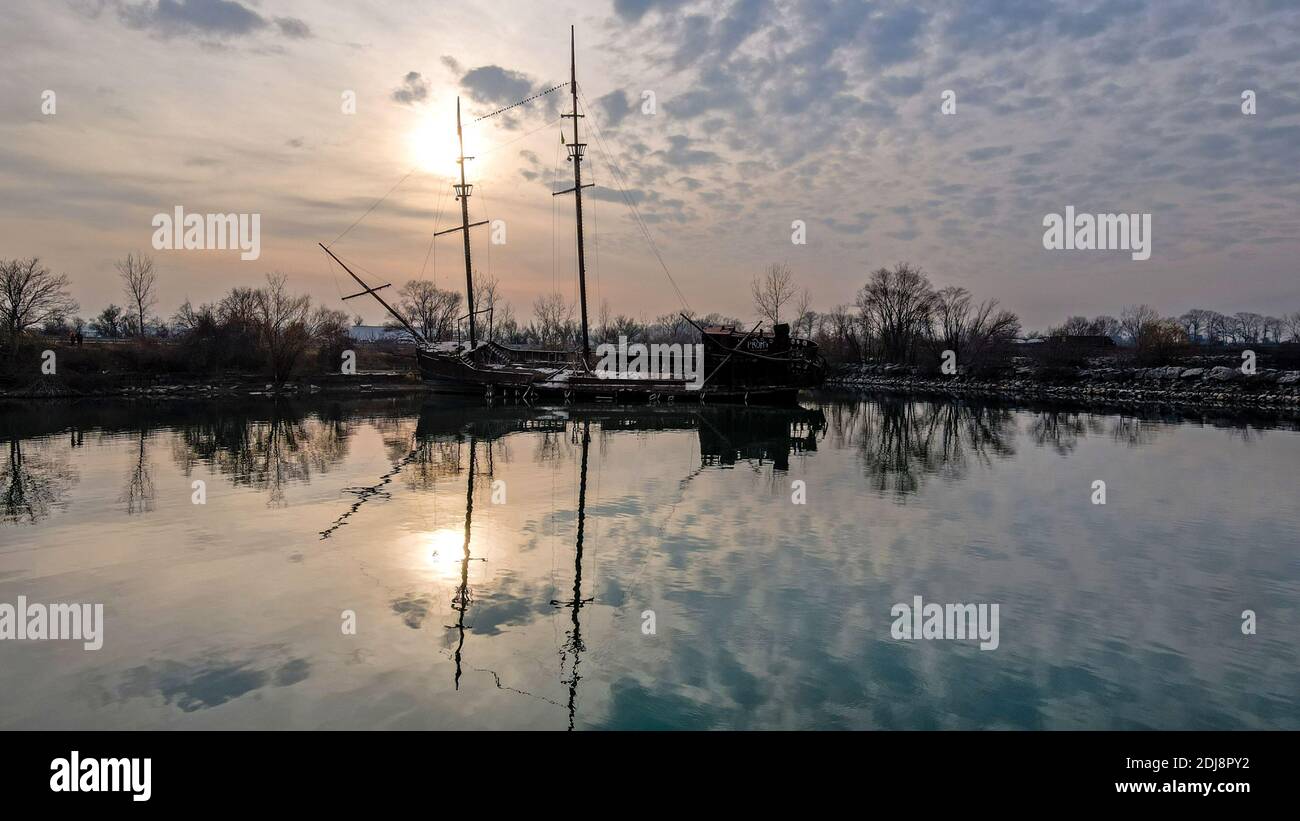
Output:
top-left (590, 161), bottom-right (602, 340)
top-left (476, 180), bottom-right (493, 290)
top-left (578, 89), bottom-right (691, 313)
top-left (475, 114), bottom-right (564, 156)
top-left (327, 114), bottom-right (559, 259)
top-left (326, 165), bottom-right (419, 247)
top-left (552, 130), bottom-right (562, 297)
top-left (472, 83), bottom-right (568, 122)
top-left (419, 180), bottom-right (449, 285)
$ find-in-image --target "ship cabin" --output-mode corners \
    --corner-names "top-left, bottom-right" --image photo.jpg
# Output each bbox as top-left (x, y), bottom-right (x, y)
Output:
top-left (699, 322), bottom-right (824, 388)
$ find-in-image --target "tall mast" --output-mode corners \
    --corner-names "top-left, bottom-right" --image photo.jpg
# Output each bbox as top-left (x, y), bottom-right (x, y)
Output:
top-left (553, 25), bottom-right (593, 364)
top-left (319, 242), bottom-right (423, 342)
top-left (434, 97), bottom-right (488, 345)
top-left (456, 99), bottom-right (477, 346)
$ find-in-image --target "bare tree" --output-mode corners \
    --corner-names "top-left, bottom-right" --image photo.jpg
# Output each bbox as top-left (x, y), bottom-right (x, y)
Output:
top-left (1234, 311), bottom-right (1265, 343)
top-left (397, 280), bottom-right (462, 342)
top-left (856, 262), bottom-right (936, 363)
top-left (91, 305), bottom-right (124, 338)
top-left (1204, 311), bottom-right (1232, 344)
top-left (311, 306), bottom-right (351, 339)
top-left (1134, 317), bottom-right (1188, 360)
top-left (752, 262), bottom-right (797, 325)
top-left (531, 292), bottom-right (574, 348)
top-left (596, 299), bottom-right (612, 343)
top-left (218, 286), bottom-right (260, 332)
top-left (934, 286), bottom-right (1019, 370)
top-left (116, 252), bottom-right (157, 337)
top-left (1088, 315), bottom-right (1121, 341)
top-left (1263, 315), bottom-right (1284, 343)
top-left (647, 312), bottom-right (696, 343)
top-left (255, 273), bottom-right (313, 383)
top-left (792, 288), bottom-right (813, 337)
top-left (0, 257), bottom-right (79, 355)
top-left (472, 272), bottom-right (503, 342)
top-left (934, 287), bottom-right (973, 350)
top-left (494, 302), bottom-right (516, 342)
top-left (1052, 315), bottom-right (1092, 336)
top-left (171, 300), bottom-right (210, 334)
top-left (1285, 311), bottom-right (1300, 342)
top-left (1120, 304), bottom-right (1159, 346)
top-left (827, 304), bottom-right (862, 361)
top-left (1179, 309), bottom-right (1217, 344)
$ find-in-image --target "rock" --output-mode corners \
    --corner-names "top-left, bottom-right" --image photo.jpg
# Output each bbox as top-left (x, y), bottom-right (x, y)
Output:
top-left (1180, 367), bottom-right (1204, 379)
top-left (1278, 371), bottom-right (1300, 386)
top-left (1207, 366), bottom-right (1239, 382)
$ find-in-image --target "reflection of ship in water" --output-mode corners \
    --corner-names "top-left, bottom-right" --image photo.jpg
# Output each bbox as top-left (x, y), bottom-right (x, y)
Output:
top-left (414, 401), bottom-right (822, 727)
top-left (317, 399), bottom-right (825, 727)
top-left (411, 400), bottom-right (826, 471)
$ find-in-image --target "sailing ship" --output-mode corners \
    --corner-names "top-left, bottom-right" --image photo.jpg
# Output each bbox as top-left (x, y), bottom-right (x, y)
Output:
top-left (321, 26), bottom-right (826, 406)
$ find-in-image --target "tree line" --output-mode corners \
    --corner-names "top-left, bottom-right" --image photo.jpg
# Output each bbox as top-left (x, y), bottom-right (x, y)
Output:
top-left (4, 253), bottom-right (1298, 378)
top-left (1050, 306), bottom-right (1300, 346)
top-left (0, 254), bottom-right (349, 381)
top-left (744, 262), bottom-right (1300, 368)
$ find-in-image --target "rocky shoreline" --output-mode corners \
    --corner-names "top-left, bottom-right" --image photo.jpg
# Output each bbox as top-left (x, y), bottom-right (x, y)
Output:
top-left (826, 363), bottom-right (1300, 411)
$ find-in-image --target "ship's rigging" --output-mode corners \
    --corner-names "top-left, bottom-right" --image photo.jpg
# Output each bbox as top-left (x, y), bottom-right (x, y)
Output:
top-left (319, 25), bottom-right (690, 344)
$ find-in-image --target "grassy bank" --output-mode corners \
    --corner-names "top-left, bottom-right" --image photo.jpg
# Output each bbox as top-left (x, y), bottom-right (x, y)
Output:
top-left (0, 338), bottom-right (421, 398)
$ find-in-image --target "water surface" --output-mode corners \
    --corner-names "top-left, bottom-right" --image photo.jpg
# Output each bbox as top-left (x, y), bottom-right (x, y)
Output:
top-left (1, 395), bottom-right (1296, 729)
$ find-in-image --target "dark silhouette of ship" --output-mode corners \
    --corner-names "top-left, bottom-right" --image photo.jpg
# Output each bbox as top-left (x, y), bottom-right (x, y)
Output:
top-left (320, 26), bottom-right (825, 406)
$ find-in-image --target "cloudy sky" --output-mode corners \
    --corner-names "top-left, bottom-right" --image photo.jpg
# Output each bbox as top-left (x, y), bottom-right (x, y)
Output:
top-left (2, 0), bottom-right (1298, 330)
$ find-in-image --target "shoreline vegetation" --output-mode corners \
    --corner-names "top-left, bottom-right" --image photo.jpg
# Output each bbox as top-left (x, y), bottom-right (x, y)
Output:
top-left (4, 340), bottom-right (1298, 416)
top-left (3, 255), bottom-right (1299, 413)
top-left (826, 362), bottom-right (1300, 411)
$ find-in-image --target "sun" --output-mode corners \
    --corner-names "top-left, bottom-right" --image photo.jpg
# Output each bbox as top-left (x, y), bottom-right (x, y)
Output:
top-left (408, 114), bottom-right (480, 181)
top-left (424, 527), bottom-right (468, 576)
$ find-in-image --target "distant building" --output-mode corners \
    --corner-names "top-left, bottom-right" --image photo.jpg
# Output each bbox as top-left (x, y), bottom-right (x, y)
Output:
top-left (1044, 334), bottom-right (1116, 348)
top-left (347, 325), bottom-right (407, 344)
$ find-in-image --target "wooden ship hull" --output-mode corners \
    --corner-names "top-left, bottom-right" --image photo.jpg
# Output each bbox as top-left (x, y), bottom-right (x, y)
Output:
top-left (415, 324), bottom-right (825, 406)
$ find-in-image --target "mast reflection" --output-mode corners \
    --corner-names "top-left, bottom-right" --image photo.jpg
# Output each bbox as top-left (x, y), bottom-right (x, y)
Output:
top-left (447, 436), bottom-right (479, 690)
top-left (549, 420), bottom-right (594, 730)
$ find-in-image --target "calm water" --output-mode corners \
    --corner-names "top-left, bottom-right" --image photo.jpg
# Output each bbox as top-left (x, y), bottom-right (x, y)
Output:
top-left (1, 394), bottom-right (1297, 730)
